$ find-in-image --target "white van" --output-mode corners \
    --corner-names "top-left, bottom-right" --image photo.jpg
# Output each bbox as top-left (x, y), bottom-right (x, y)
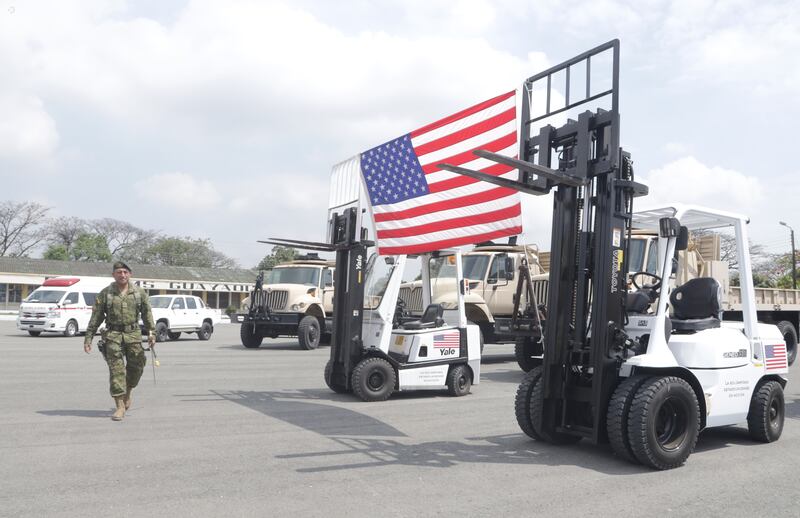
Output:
top-left (17, 276), bottom-right (111, 337)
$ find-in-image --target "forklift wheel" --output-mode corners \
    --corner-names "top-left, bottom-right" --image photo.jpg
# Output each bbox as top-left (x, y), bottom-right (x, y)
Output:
top-left (447, 365), bottom-right (471, 397)
top-left (747, 381), bottom-right (784, 443)
top-left (515, 367), bottom-right (544, 440)
top-left (627, 376), bottom-right (700, 470)
top-left (324, 361), bottom-right (349, 394)
top-left (352, 357), bottom-right (396, 402)
top-left (606, 375), bottom-right (653, 464)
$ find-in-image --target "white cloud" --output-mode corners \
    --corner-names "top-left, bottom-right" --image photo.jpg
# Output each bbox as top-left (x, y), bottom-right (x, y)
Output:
top-left (135, 172), bottom-right (220, 210)
top-left (638, 156), bottom-right (763, 212)
top-left (0, 93), bottom-right (59, 163)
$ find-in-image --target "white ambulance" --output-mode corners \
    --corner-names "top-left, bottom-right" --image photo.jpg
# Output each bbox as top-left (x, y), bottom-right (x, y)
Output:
top-left (17, 276), bottom-right (111, 337)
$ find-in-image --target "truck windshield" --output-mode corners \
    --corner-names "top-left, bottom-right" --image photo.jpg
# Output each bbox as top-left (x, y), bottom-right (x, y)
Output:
top-left (268, 267), bottom-right (320, 286)
top-left (150, 296), bottom-right (173, 309)
top-left (24, 290), bottom-right (64, 304)
top-left (462, 255), bottom-right (489, 280)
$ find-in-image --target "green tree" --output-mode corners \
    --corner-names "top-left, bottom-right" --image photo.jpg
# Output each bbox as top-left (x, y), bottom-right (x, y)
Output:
top-left (255, 245), bottom-right (297, 271)
top-left (43, 244), bottom-right (70, 261)
top-left (71, 232), bottom-right (112, 262)
top-left (141, 236), bottom-right (238, 268)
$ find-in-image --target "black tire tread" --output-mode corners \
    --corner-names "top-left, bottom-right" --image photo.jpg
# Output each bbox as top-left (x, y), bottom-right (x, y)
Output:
top-left (747, 380), bottom-right (784, 443)
top-left (627, 376), bottom-right (699, 470)
top-left (239, 324), bottom-right (263, 348)
top-left (515, 367), bottom-right (544, 440)
top-left (352, 357), bottom-right (395, 402)
top-left (447, 364), bottom-right (471, 397)
top-left (607, 375), bottom-right (652, 463)
top-left (776, 321), bottom-right (797, 366)
top-left (514, 338), bottom-right (542, 372)
top-left (298, 316), bottom-right (321, 350)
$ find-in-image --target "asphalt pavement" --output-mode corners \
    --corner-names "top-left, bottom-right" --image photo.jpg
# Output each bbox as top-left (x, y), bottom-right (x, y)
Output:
top-left (0, 321), bottom-right (798, 518)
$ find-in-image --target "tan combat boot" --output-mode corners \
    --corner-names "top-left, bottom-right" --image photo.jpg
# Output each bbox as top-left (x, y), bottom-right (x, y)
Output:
top-left (112, 396), bottom-right (126, 421)
top-left (123, 388), bottom-right (132, 410)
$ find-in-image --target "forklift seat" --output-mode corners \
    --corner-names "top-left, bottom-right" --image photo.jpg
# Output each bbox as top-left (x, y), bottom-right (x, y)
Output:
top-left (403, 304), bottom-right (445, 330)
top-left (669, 277), bottom-right (722, 333)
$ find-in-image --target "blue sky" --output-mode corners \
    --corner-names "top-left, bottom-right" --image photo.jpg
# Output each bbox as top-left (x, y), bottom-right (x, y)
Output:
top-left (1, 0), bottom-right (798, 267)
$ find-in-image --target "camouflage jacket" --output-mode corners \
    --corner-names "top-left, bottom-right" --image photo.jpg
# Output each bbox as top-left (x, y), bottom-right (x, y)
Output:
top-left (85, 282), bottom-right (155, 343)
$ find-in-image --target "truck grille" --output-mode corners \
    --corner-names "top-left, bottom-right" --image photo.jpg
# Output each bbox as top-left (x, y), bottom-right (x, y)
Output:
top-left (531, 279), bottom-right (549, 306)
top-left (20, 320), bottom-right (46, 326)
top-left (22, 311), bottom-right (48, 319)
top-left (399, 287), bottom-right (424, 312)
top-left (253, 289), bottom-right (288, 311)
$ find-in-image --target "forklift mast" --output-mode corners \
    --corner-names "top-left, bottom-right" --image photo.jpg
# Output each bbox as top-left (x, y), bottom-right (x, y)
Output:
top-left (440, 40), bottom-right (647, 442)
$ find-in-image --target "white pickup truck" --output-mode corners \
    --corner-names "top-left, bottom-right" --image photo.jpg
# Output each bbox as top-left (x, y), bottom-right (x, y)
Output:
top-left (147, 295), bottom-right (220, 342)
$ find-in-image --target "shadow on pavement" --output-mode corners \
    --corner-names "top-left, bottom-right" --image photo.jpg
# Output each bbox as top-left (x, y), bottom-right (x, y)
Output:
top-left (214, 343), bottom-right (310, 351)
top-left (278, 433), bottom-right (651, 475)
top-left (184, 389), bottom-right (407, 438)
top-left (785, 397), bottom-right (800, 420)
top-left (37, 409), bottom-right (110, 418)
top-left (480, 369), bottom-right (524, 384)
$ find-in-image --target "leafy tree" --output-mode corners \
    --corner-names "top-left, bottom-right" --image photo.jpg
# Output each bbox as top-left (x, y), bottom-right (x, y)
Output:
top-left (43, 244), bottom-right (70, 261)
top-left (141, 236), bottom-right (238, 268)
top-left (0, 201), bottom-right (50, 256)
top-left (255, 246), bottom-right (297, 271)
top-left (71, 233), bottom-right (112, 262)
top-left (89, 218), bottom-right (157, 262)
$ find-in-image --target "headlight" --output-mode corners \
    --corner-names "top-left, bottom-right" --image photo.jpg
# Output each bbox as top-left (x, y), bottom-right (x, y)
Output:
top-left (290, 302), bottom-right (307, 311)
top-left (46, 311), bottom-right (58, 318)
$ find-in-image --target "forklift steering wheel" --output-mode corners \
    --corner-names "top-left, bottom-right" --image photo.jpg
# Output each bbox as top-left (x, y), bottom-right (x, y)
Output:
top-left (631, 272), bottom-right (662, 291)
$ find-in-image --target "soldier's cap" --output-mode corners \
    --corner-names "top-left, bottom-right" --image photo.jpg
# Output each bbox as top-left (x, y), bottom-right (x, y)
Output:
top-left (112, 261), bottom-right (132, 273)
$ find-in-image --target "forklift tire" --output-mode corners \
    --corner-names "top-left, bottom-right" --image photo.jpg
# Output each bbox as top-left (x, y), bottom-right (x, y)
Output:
top-left (747, 380), bottom-right (784, 443)
top-left (627, 376), bottom-right (700, 470)
top-left (447, 365), bottom-right (471, 397)
top-left (515, 367), bottom-right (545, 440)
top-left (240, 324), bottom-right (263, 349)
top-left (776, 321), bottom-right (797, 366)
top-left (606, 375), bottom-right (653, 464)
top-left (298, 316), bottom-right (321, 350)
top-left (352, 357), bottom-right (395, 402)
top-left (514, 337), bottom-right (542, 372)
top-left (324, 361), bottom-right (349, 394)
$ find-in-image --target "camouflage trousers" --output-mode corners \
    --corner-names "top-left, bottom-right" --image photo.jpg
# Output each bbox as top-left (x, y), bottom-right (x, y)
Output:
top-left (105, 337), bottom-right (147, 397)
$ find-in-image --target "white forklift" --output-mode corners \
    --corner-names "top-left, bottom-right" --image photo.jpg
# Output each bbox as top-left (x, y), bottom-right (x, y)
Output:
top-left (264, 208), bottom-right (481, 402)
top-left (441, 40), bottom-right (788, 469)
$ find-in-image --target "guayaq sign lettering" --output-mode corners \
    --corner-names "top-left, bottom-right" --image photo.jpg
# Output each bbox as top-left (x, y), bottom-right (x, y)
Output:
top-left (134, 280), bottom-right (254, 293)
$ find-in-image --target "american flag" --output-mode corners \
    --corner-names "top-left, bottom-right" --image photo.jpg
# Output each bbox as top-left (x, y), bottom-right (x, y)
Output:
top-left (433, 331), bottom-right (460, 349)
top-left (765, 343), bottom-right (787, 371)
top-left (359, 90), bottom-right (522, 255)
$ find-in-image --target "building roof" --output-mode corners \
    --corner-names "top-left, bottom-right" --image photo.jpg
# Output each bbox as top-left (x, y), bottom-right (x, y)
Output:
top-left (0, 257), bottom-right (257, 283)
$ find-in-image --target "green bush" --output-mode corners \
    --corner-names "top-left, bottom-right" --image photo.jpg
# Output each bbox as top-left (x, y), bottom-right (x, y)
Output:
top-left (225, 305), bottom-right (238, 315)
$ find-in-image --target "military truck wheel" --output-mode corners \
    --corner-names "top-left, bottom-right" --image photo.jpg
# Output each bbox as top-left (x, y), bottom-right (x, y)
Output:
top-left (155, 322), bottom-right (169, 343)
top-left (352, 357), bottom-right (395, 402)
top-left (514, 337), bottom-right (542, 372)
top-left (298, 315), bottom-right (321, 350)
top-left (607, 375), bottom-right (653, 464)
top-left (28, 331), bottom-right (42, 337)
top-left (324, 361), bottom-right (349, 394)
top-left (167, 331), bottom-right (181, 341)
top-left (64, 319), bottom-right (78, 337)
top-left (627, 376), bottom-right (699, 470)
top-left (747, 380), bottom-right (784, 443)
top-left (515, 366), bottom-right (544, 440)
top-left (197, 322), bottom-right (213, 341)
top-left (447, 364), bottom-right (471, 397)
top-left (240, 324), bottom-right (263, 349)
top-left (776, 321), bottom-right (797, 366)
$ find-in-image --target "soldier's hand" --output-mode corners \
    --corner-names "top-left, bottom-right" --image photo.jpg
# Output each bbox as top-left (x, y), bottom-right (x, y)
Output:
top-left (148, 334), bottom-right (156, 348)
top-left (84, 341), bottom-right (92, 354)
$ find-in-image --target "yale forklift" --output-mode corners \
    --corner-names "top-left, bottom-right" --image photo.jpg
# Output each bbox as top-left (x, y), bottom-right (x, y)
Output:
top-left (439, 40), bottom-right (788, 469)
top-left (264, 207), bottom-right (482, 402)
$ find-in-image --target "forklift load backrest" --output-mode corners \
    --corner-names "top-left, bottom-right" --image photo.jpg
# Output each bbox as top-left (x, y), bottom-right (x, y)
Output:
top-left (669, 277), bottom-right (722, 333)
top-left (402, 304), bottom-right (444, 330)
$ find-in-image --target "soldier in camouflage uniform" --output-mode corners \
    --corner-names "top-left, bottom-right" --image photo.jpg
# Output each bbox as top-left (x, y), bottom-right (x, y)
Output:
top-left (84, 261), bottom-right (156, 421)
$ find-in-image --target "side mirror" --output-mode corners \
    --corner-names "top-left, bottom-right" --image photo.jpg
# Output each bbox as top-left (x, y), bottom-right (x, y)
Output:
top-left (384, 257), bottom-right (395, 265)
top-left (675, 226), bottom-right (689, 251)
top-left (505, 257), bottom-right (514, 280)
top-left (659, 217), bottom-right (681, 238)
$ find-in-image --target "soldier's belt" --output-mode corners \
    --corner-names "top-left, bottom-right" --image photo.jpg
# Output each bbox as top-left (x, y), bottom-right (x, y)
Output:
top-left (107, 323), bottom-right (139, 332)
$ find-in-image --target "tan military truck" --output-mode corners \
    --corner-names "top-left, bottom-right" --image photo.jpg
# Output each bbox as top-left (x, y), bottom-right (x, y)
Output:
top-left (397, 243), bottom-right (546, 349)
top-left (239, 256), bottom-right (335, 350)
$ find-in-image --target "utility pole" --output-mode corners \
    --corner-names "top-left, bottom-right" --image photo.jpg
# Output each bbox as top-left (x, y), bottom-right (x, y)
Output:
top-left (780, 221), bottom-right (797, 290)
